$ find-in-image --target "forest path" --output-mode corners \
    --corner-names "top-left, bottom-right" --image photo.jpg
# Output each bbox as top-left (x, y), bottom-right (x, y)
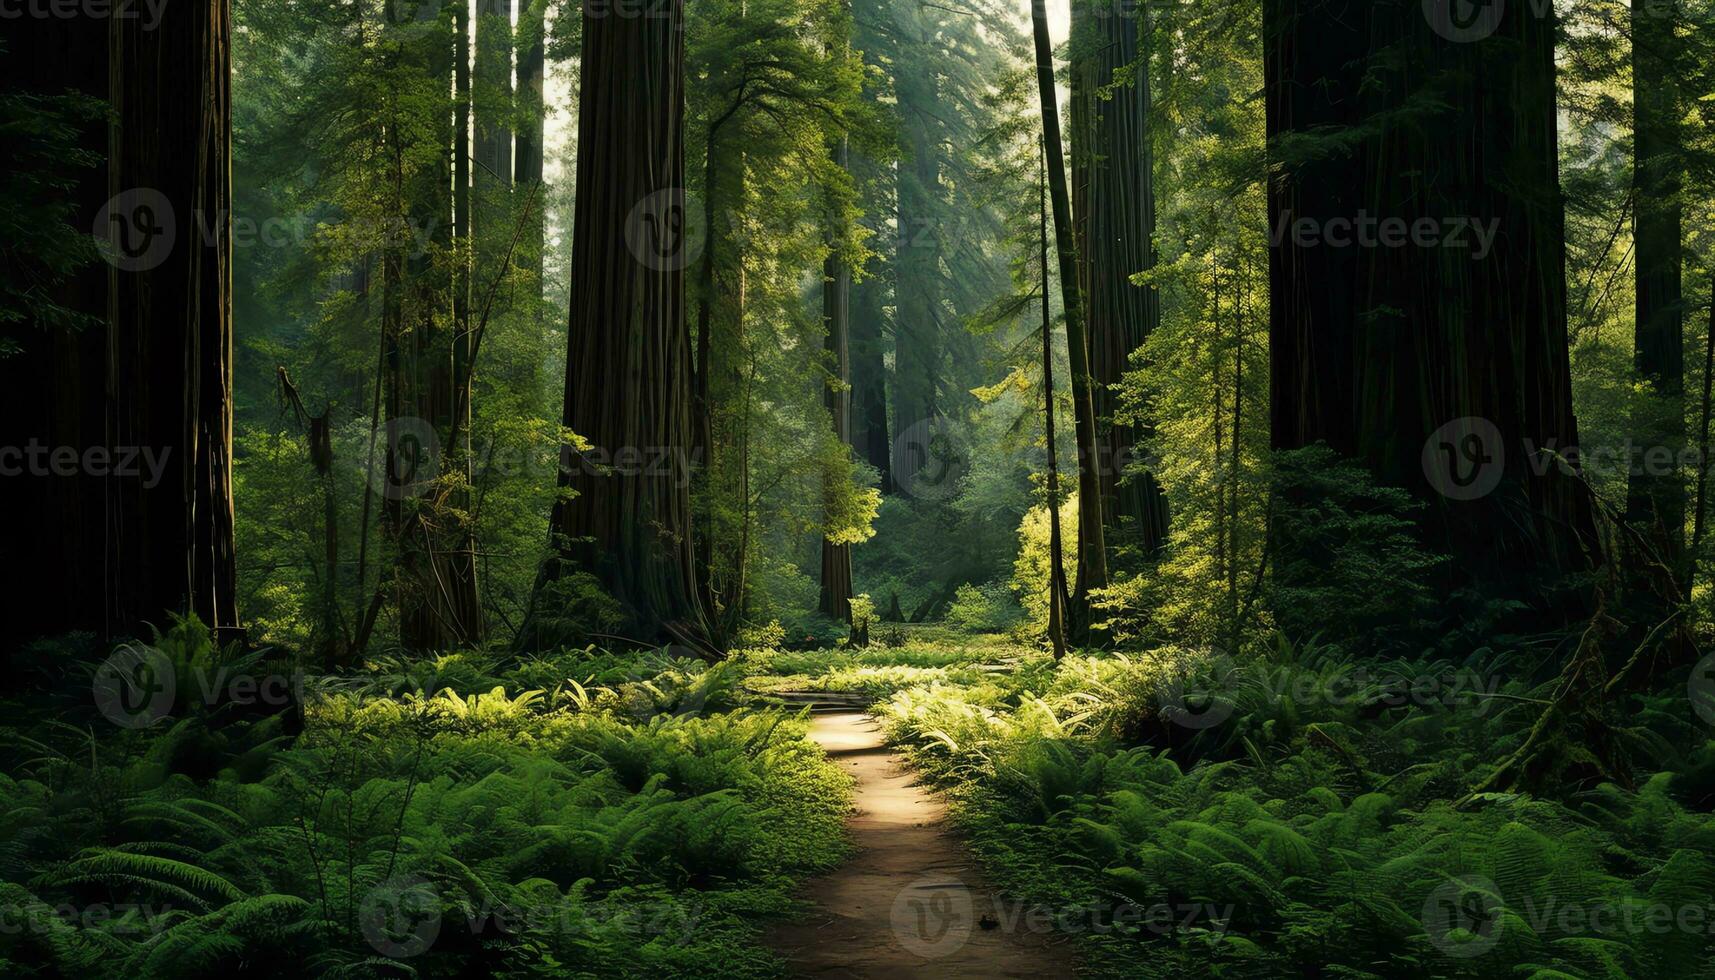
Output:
top-left (766, 710), bottom-right (1078, 979)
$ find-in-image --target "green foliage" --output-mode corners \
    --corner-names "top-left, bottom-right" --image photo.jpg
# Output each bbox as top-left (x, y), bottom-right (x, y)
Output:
top-left (945, 582), bottom-right (1024, 635)
top-left (870, 634), bottom-right (1715, 979)
top-left (0, 637), bottom-right (851, 978)
top-left (1266, 446), bottom-right (1447, 652)
top-left (0, 42), bottom-right (104, 352)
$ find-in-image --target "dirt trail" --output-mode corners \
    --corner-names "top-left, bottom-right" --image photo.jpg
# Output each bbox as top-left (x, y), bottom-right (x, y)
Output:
top-left (767, 711), bottom-right (1077, 979)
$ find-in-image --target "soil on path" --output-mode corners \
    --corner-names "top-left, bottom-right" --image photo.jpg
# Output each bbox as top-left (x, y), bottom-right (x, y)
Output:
top-left (767, 710), bottom-right (1078, 979)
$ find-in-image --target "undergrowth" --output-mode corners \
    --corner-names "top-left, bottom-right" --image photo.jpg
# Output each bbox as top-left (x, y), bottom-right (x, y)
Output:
top-left (0, 620), bottom-right (851, 978)
top-left (873, 637), bottom-right (1715, 979)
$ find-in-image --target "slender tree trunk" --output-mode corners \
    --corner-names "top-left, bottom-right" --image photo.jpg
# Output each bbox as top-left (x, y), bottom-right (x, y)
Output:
top-left (0, 1), bottom-right (239, 647)
top-left (515, 0), bottom-right (547, 330)
top-left (852, 268), bottom-right (893, 487)
top-left (690, 105), bottom-right (749, 639)
top-left (1031, 0), bottom-right (1108, 644)
top-left (1229, 270), bottom-right (1244, 649)
top-left (1265, 0), bottom-right (1599, 621)
top-left (1041, 140), bottom-right (1069, 661)
top-left (1626, 0), bottom-right (1685, 562)
top-left (395, 7), bottom-right (482, 651)
top-left (538, 0), bottom-right (713, 654)
top-left (819, 137), bottom-right (856, 624)
top-left (1689, 273), bottom-right (1715, 594)
top-left (1070, 0), bottom-right (1168, 558)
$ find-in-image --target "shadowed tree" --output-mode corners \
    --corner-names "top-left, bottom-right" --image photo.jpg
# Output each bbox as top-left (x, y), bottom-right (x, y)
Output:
top-left (1265, 0), bottom-right (1599, 616)
top-left (1625, 0), bottom-right (1686, 561)
top-left (0, 0), bottom-right (239, 647)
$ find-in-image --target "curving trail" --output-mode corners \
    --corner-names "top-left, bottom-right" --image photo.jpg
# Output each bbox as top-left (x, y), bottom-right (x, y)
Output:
top-left (767, 710), bottom-right (1078, 979)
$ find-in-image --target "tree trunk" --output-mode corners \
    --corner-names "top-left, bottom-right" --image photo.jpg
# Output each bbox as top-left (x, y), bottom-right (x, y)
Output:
top-left (1265, 0), bottom-right (1599, 616)
top-left (541, 0), bottom-right (713, 653)
top-left (851, 247), bottom-right (893, 488)
top-left (819, 136), bottom-right (856, 625)
top-left (1031, 0), bottom-right (1109, 643)
top-left (515, 0), bottom-right (547, 326)
top-left (892, 58), bottom-right (943, 486)
top-left (0, 1), bottom-right (238, 647)
top-left (475, 0), bottom-right (515, 192)
top-left (1070, 0), bottom-right (1169, 558)
top-left (1690, 269), bottom-right (1715, 594)
top-left (1041, 139), bottom-right (1069, 661)
top-left (1625, 0), bottom-right (1685, 561)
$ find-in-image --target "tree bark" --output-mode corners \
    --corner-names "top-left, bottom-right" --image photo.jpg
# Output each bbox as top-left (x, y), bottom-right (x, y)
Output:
top-left (1070, 0), bottom-right (1169, 558)
top-left (892, 56), bottom-right (943, 483)
top-left (1041, 139), bottom-right (1070, 661)
top-left (514, 0), bottom-right (547, 326)
top-left (820, 135), bottom-right (856, 625)
top-left (1625, 0), bottom-right (1685, 560)
top-left (1031, 0), bottom-right (1109, 643)
top-left (541, 0), bottom-right (714, 653)
top-left (1265, 0), bottom-right (1600, 615)
top-left (852, 267), bottom-right (893, 487)
top-left (0, 1), bottom-right (238, 646)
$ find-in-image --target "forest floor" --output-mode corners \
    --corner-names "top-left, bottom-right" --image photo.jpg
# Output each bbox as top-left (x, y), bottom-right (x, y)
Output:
top-left (766, 709), bottom-right (1077, 978)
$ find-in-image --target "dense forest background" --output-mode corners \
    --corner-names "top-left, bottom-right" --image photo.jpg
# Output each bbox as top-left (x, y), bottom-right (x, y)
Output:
top-left (4, 0), bottom-right (1715, 976)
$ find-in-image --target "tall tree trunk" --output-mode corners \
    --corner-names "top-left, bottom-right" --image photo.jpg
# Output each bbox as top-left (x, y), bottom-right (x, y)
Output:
top-left (819, 135), bottom-right (856, 625)
top-left (475, 0), bottom-right (515, 192)
top-left (514, 0), bottom-right (547, 326)
top-left (1625, 0), bottom-right (1685, 562)
top-left (852, 265), bottom-right (893, 487)
top-left (892, 57), bottom-right (943, 488)
top-left (1041, 140), bottom-right (1070, 661)
top-left (691, 103), bottom-right (749, 639)
top-left (1689, 269), bottom-right (1715, 595)
top-left (1265, 0), bottom-right (1599, 620)
top-left (540, 0), bottom-right (713, 653)
top-left (0, 1), bottom-right (238, 647)
top-left (1031, 0), bottom-right (1109, 643)
top-left (394, 5), bottom-right (482, 651)
top-left (1070, 0), bottom-right (1169, 559)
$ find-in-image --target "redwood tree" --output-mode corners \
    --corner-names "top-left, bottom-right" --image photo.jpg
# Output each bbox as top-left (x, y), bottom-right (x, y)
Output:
top-left (1625, 0), bottom-right (1686, 559)
top-left (1266, 0), bottom-right (1599, 607)
top-left (1070, 0), bottom-right (1169, 558)
top-left (819, 139), bottom-right (856, 624)
top-left (1031, 0), bottom-right (1109, 639)
top-left (541, 0), bottom-right (713, 652)
top-left (0, 2), bottom-right (238, 647)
